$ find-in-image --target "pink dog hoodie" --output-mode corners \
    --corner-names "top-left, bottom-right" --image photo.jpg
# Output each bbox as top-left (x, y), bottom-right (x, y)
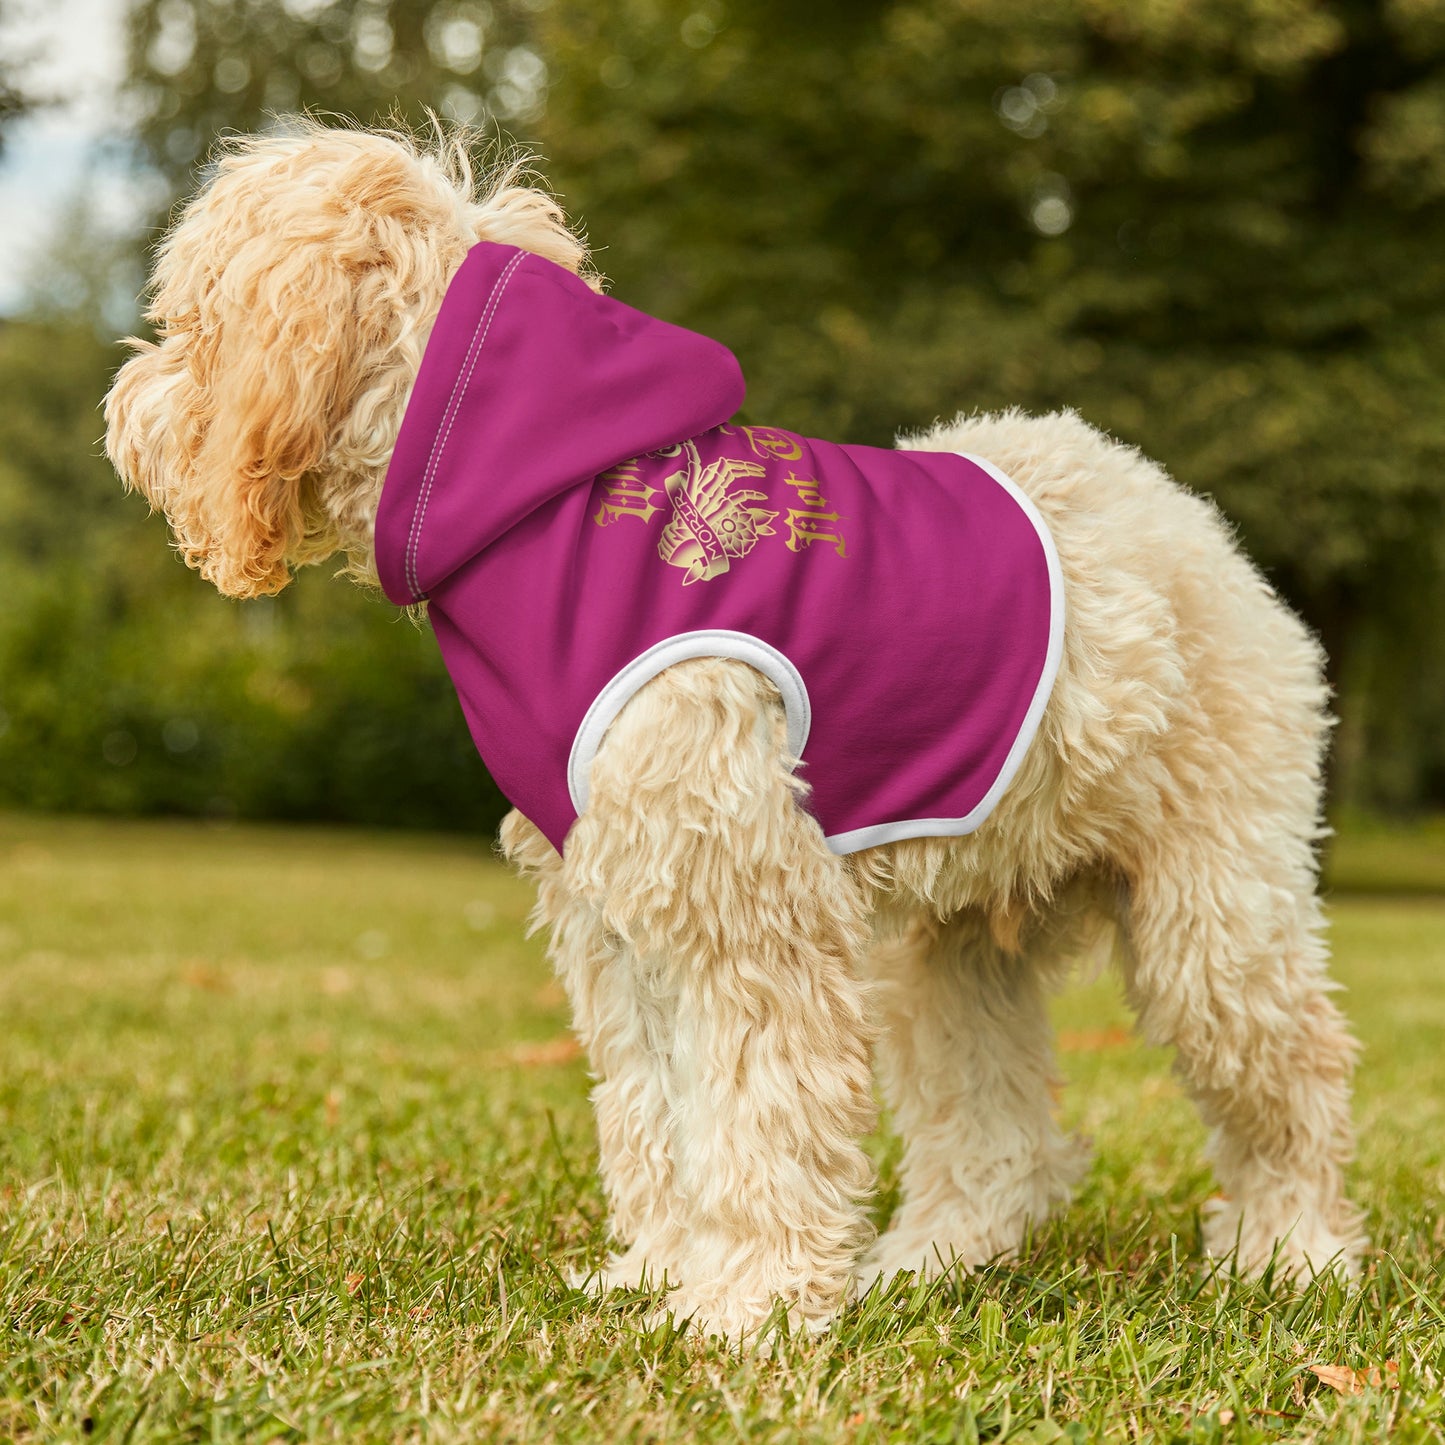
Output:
top-left (374, 243), bottom-right (1063, 854)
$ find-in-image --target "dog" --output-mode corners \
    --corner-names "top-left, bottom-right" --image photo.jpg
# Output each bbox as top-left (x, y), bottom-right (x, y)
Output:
top-left (105, 121), bottom-right (1364, 1342)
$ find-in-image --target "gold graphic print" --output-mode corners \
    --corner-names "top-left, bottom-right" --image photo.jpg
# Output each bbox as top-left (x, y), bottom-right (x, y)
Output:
top-left (656, 440), bottom-right (778, 584)
top-left (592, 458), bottom-right (662, 527)
top-left (783, 474), bottom-right (848, 557)
top-left (738, 425), bottom-right (803, 463)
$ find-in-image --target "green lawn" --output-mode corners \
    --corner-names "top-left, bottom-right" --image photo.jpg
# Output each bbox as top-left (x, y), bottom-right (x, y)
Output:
top-left (1, 812), bottom-right (1442, 1443)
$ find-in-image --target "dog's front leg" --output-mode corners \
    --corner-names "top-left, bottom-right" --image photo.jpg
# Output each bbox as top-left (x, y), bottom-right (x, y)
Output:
top-left (565, 659), bottom-right (878, 1344)
top-left (500, 809), bottom-right (688, 1290)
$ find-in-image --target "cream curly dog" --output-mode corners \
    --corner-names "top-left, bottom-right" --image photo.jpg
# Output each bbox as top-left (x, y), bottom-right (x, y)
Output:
top-left (105, 123), bottom-right (1364, 1342)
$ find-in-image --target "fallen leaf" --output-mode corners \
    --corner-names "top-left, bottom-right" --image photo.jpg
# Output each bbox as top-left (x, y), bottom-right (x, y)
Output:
top-left (180, 960), bottom-right (229, 993)
top-left (499, 1037), bottom-right (584, 1068)
top-left (1056, 1027), bottom-right (1133, 1052)
top-left (1310, 1362), bottom-right (1399, 1395)
top-left (344, 1273), bottom-right (365, 1296)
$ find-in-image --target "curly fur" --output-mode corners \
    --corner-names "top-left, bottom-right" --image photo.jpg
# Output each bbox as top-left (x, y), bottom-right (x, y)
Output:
top-left (105, 118), bottom-right (591, 598)
top-left (105, 122), bottom-right (1365, 1344)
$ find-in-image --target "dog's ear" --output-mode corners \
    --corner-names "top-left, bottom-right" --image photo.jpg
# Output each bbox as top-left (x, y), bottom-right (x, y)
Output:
top-left (106, 131), bottom-right (458, 599)
top-left (187, 238), bottom-right (374, 598)
top-left (105, 127), bottom-right (593, 598)
top-left (105, 331), bottom-right (202, 552)
top-left (107, 235), bottom-right (382, 599)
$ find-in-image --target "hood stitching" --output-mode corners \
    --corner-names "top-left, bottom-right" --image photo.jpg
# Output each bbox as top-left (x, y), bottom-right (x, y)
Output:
top-left (405, 247), bottom-right (528, 600)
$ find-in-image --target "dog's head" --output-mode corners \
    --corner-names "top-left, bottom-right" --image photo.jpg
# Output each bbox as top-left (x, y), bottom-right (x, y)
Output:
top-left (105, 121), bottom-right (589, 598)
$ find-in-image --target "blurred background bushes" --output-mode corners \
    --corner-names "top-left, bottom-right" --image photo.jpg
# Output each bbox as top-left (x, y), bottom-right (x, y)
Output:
top-left (2, 0), bottom-right (1444, 830)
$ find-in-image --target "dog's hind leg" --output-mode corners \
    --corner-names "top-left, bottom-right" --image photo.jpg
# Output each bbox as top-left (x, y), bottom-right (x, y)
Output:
top-left (859, 912), bottom-right (1088, 1290)
top-left (500, 810), bottom-right (689, 1292)
top-left (564, 658), bottom-right (878, 1342)
top-left (1120, 825), bottom-right (1364, 1279)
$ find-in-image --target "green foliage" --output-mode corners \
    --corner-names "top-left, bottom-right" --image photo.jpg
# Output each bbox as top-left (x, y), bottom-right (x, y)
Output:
top-left (126, 0), bottom-right (540, 180)
top-left (0, 565), bottom-right (509, 830)
top-left (530, 0), bottom-right (1445, 806)
top-left (1, 813), bottom-right (1443, 1440)
top-left (0, 318), bottom-right (508, 832)
top-left (4, 0), bottom-right (1444, 824)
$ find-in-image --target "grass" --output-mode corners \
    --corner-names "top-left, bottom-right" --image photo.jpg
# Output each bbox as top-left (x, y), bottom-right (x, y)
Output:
top-left (1324, 811), bottom-right (1445, 896)
top-left (1, 811), bottom-right (1442, 1443)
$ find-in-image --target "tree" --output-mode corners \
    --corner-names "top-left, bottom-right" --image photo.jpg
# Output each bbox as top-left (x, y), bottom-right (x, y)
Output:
top-left (531, 0), bottom-right (1445, 806)
top-left (0, 0), bottom-right (36, 153)
top-left (101, 0), bottom-right (1445, 812)
top-left (125, 0), bottom-right (541, 187)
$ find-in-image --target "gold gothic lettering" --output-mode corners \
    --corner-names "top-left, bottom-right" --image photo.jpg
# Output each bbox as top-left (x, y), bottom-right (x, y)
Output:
top-left (592, 460), bottom-right (661, 527)
top-left (782, 473), bottom-right (848, 557)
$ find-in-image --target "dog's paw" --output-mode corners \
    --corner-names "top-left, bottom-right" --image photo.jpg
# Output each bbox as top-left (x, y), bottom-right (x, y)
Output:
top-left (860, 1138), bottom-right (1091, 1295)
top-left (1202, 1196), bottom-right (1366, 1283)
top-left (645, 1286), bottom-right (837, 1350)
top-left (859, 1218), bottom-right (1022, 1294)
top-left (570, 1245), bottom-right (674, 1296)
top-left (855, 1243), bottom-right (983, 1296)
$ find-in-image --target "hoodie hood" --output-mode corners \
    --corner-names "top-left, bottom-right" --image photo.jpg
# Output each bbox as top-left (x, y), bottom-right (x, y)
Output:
top-left (375, 243), bottom-right (745, 605)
